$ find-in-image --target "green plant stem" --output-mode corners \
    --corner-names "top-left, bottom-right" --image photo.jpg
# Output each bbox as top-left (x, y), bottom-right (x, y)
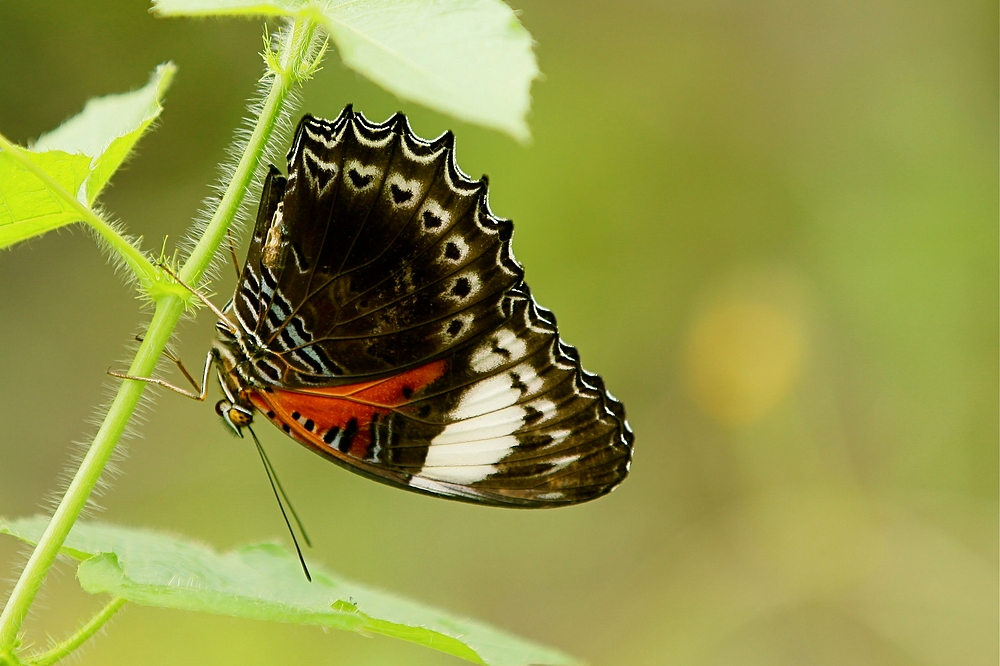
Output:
top-left (25, 598), bottom-right (126, 666)
top-left (0, 16), bottom-right (319, 657)
top-left (0, 133), bottom-right (157, 285)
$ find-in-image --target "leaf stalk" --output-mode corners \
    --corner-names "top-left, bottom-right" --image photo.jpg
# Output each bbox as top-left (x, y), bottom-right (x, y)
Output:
top-left (24, 597), bottom-right (126, 666)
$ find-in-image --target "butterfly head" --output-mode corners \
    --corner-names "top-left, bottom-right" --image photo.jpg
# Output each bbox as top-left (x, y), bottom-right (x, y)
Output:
top-left (211, 339), bottom-right (261, 436)
top-left (215, 398), bottom-right (254, 436)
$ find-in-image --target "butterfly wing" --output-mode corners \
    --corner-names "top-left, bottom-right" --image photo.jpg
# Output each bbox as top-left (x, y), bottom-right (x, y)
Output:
top-left (232, 108), bottom-right (633, 505)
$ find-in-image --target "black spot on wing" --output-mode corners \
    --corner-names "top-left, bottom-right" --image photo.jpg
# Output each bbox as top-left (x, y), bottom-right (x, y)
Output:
top-left (451, 277), bottom-right (472, 298)
top-left (423, 210), bottom-right (443, 228)
top-left (348, 169), bottom-right (373, 188)
top-left (390, 183), bottom-right (413, 204)
top-left (339, 418), bottom-right (359, 453)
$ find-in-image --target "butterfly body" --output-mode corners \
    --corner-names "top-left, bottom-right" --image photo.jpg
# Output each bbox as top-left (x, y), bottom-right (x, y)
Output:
top-left (211, 107), bottom-right (633, 507)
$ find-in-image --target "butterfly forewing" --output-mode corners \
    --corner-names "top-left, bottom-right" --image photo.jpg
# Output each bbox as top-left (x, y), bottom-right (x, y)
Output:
top-left (223, 106), bottom-right (633, 506)
top-left (236, 110), bottom-right (513, 385)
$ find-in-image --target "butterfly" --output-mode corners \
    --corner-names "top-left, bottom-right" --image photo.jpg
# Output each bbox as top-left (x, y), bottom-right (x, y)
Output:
top-left (149, 107), bottom-right (633, 507)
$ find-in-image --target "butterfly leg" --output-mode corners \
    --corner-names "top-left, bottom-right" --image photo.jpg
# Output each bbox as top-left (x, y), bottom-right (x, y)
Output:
top-left (108, 349), bottom-right (215, 401)
top-left (157, 341), bottom-right (207, 395)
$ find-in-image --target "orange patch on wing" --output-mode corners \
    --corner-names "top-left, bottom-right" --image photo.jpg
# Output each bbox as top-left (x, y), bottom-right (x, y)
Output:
top-left (249, 360), bottom-right (446, 459)
top-left (303, 359), bottom-right (447, 406)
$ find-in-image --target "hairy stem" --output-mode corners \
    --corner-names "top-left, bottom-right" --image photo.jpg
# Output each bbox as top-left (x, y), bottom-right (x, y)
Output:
top-left (25, 598), bottom-right (126, 666)
top-left (0, 16), bottom-right (319, 656)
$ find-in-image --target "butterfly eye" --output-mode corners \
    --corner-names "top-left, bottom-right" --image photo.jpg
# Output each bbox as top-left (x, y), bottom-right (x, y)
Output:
top-left (229, 408), bottom-right (253, 428)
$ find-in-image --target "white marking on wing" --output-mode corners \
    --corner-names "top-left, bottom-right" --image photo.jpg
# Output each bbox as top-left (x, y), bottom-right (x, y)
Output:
top-left (524, 300), bottom-right (555, 334)
top-left (260, 269), bottom-right (275, 298)
top-left (344, 160), bottom-right (381, 190)
top-left (419, 463), bottom-right (500, 484)
top-left (423, 435), bottom-right (518, 467)
top-left (470, 329), bottom-right (527, 373)
top-left (399, 135), bottom-right (445, 164)
top-left (495, 329), bottom-right (525, 355)
top-left (351, 123), bottom-right (393, 149)
top-left (295, 345), bottom-right (329, 373)
top-left (470, 345), bottom-right (501, 372)
top-left (233, 306), bottom-right (255, 334)
top-left (284, 320), bottom-right (309, 347)
top-left (548, 429), bottom-right (571, 446)
top-left (240, 292), bottom-right (258, 316)
top-left (385, 172), bottom-right (421, 208)
top-left (440, 313), bottom-right (474, 340)
top-left (529, 399), bottom-right (558, 422)
top-left (511, 364), bottom-right (544, 395)
top-left (450, 374), bottom-right (522, 420)
top-left (324, 428), bottom-right (344, 450)
top-left (256, 358), bottom-right (283, 379)
top-left (419, 200), bottom-right (450, 231)
top-left (422, 377), bottom-right (530, 483)
top-left (433, 405), bottom-right (526, 444)
top-left (303, 125), bottom-right (337, 148)
top-left (445, 273), bottom-right (480, 302)
top-left (441, 235), bottom-right (468, 262)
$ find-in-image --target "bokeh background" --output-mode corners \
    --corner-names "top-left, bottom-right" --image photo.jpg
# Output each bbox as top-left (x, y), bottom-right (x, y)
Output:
top-left (0, 1), bottom-right (996, 664)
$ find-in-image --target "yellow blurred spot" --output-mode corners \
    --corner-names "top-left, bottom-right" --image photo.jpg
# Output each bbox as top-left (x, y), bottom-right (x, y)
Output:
top-left (684, 297), bottom-right (806, 426)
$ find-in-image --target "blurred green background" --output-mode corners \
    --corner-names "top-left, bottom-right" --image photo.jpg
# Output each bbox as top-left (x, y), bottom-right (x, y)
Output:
top-left (1, 1), bottom-right (996, 664)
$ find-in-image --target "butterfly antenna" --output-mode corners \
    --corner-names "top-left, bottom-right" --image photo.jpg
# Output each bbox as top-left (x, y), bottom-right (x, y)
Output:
top-left (247, 425), bottom-right (313, 582)
top-left (249, 426), bottom-right (313, 547)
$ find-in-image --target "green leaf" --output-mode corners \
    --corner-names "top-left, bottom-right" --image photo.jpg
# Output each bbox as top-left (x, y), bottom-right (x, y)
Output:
top-left (0, 63), bottom-right (175, 249)
top-left (314, 0), bottom-right (538, 142)
top-left (2, 517), bottom-right (582, 666)
top-left (34, 62), bottom-right (176, 204)
top-left (0, 150), bottom-right (94, 245)
top-left (152, 0), bottom-right (539, 142)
